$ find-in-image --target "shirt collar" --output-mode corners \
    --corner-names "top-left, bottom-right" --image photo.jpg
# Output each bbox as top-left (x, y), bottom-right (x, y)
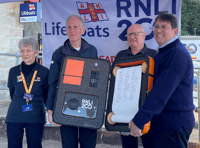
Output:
top-left (126, 44), bottom-right (147, 55)
top-left (159, 36), bottom-right (178, 48)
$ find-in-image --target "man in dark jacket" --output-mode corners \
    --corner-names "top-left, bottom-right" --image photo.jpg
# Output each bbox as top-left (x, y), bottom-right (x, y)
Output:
top-left (130, 12), bottom-right (195, 148)
top-left (46, 14), bottom-right (98, 148)
top-left (114, 24), bottom-right (157, 148)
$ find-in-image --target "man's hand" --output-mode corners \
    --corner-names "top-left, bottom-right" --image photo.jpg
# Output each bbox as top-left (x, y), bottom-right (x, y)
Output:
top-left (129, 120), bottom-right (143, 137)
top-left (48, 110), bottom-right (62, 126)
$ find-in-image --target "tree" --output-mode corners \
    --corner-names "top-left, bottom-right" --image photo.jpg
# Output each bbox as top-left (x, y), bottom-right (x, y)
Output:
top-left (181, 0), bottom-right (200, 35)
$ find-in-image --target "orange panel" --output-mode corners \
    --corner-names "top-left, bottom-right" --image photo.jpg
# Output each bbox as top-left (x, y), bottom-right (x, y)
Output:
top-left (117, 60), bottom-right (146, 67)
top-left (148, 57), bottom-right (154, 75)
top-left (147, 76), bottom-right (154, 93)
top-left (63, 76), bottom-right (82, 85)
top-left (63, 59), bottom-right (84, 85)
top-left (142, 121), bottom-right (151, 134)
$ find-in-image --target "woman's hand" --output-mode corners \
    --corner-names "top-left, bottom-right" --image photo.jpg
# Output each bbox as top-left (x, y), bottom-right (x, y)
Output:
top-left (47, 110), bottom-right (62, 127)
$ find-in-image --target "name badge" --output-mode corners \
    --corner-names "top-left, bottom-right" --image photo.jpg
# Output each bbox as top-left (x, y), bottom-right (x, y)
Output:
top-left (22, 104), bottom-right (33, 112)
top-left (23, 93), bottom-right (34, 101)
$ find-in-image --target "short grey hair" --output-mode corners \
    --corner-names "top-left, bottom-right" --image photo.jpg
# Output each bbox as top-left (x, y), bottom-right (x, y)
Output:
top-left (18, 36), bottom-right (39, 52)
top-left (66, 14), bottom-right (84, 27)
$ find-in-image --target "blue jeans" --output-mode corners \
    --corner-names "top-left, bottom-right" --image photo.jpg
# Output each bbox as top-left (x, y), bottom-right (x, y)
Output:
top-left (7, 122), bottom-right (44, 148)
top-left (60, 125), bottom-right (97, 148)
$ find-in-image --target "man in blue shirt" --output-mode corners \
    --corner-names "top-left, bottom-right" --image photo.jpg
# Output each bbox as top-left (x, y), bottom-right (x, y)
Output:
top-left (130, 12), bottom-right (195, 148)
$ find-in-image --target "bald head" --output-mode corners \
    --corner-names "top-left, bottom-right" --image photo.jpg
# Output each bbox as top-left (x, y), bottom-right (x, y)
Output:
top-left (127, 24), bottom-right (146, 55)
top-left (127, 24), bottom-right (145, 34)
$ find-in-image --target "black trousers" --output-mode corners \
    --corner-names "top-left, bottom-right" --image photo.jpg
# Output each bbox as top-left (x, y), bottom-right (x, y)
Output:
top-left (7, 122), bottom-right (44, 148)
top-left (152, 126), bottom-right (193, 148)
top-left (121, 126), bottom-right (192, 148)
top-left (60, 125), bottom-right (97, 148)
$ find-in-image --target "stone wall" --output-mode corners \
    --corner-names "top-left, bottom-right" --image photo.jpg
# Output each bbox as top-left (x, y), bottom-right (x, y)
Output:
top-left (0, 2), bottom-right (42, 104)
top-left (0, 2), bottom-right (24, 103)
top-left (23, 22), bottom-right (42, 39)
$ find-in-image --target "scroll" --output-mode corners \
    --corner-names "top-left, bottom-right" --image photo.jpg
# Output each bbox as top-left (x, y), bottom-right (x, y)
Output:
top-left (110, 66), bottom-right (142, 123)
top-left (106, 55), bottom-right (154, 134)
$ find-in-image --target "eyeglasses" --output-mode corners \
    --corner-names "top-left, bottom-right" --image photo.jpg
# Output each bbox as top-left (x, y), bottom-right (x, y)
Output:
top-left (153, 25), bottom-right (171, 30)
top-left (126, 32), bottom-right (144, 37)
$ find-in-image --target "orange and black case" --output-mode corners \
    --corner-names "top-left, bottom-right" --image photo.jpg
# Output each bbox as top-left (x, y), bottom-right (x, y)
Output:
top-left (52, 56), bottom-right (110, 129)
top-left (105, 54), bottom-right (154, 134)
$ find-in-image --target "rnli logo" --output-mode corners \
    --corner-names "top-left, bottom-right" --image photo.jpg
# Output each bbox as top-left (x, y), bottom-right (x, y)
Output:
top-left (34, 77), bottom-right (41, 82)
top-left (76, 2), bottom-right (109, 23)
top-left (17, 75), bottom-right (22, 82)
top-left (29, 4), bottom-right (35, 11)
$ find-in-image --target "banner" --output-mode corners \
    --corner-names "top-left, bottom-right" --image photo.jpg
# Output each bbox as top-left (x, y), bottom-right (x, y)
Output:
top-left (0, 0), bottom-right (24, 2)
top-left (20, 2), bottom-right (41, 22)
top-left (181, 36), bottom-right (200, 60)
top-left (42, 0), bottom-right (181, 68)
top-left (0, 0), bottom-right (38, 3)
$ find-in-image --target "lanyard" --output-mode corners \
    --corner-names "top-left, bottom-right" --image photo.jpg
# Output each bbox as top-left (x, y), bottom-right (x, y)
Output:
top-left (20, 70), bottom-right (37, 103)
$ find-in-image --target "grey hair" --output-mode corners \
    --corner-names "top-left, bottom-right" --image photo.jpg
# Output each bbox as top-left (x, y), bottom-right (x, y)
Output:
top-left (18, 36), bottom-right (39, 52)
top-left (66, 14), bottom-right (84, 27)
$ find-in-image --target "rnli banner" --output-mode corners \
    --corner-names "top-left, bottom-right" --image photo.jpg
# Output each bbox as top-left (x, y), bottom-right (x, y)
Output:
top-left (42, 0), bottom-right (181, 68)
top-left (0, 0), bottom-right (39, 3)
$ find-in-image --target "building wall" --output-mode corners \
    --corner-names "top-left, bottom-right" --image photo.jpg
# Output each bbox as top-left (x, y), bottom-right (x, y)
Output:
top-left (0, 2), bottom-right (24, 102)
top-left (0, 2), bottom-right (42, 103)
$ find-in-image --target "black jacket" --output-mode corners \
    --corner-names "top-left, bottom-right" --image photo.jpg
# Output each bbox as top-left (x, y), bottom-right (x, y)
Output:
top-left (46, 38), bottom-right (98, 111)
top-left (6, 62), bottom-right (49, 123)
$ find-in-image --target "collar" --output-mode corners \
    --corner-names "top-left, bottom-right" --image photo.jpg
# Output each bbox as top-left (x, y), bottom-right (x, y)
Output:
top-left (125, 44), bottom-right (148, 56)
top-left (158, 38), bottom-right (180, 53)
top-left (62, 38), bottom-right (90, 55)
top-left (20, 60), bottom-right (37, 72)
top-left (159, 36), bottom-right (178, 48)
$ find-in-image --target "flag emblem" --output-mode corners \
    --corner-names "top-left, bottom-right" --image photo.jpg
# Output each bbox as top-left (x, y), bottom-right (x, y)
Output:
top-left (76, 2), bottom-right (109, 23)
top-left (29, 4), bottom-right (35, 11)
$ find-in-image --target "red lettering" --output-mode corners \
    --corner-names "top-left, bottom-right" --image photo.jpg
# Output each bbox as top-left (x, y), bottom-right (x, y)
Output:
top-left (106, 56), bottom-right (111, 63)
top-left (99, 56), bottom-right (115, 64)
top-left (84, 15), bottom-right (88, 21)
top-left (101, 14), bottom-right (104, 19)
top-left (111, 56), bottom-right (115, 63)
top-left (80, 4), bottom-right (85, 9)
top-left (99, 56), bottom-right (104, 59)
top-left (96, 4), bottom-right (101, 9)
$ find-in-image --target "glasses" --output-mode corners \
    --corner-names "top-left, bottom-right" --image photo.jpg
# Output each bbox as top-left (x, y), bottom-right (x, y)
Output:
top-left (126, 32), bottom-right (144, 37)
top-left (153, 25), bottom-right (171, 30)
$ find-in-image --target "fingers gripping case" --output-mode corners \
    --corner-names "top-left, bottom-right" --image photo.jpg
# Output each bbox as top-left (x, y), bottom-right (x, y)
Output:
top-left (53, 56), bottom-right (110, 129)
top-left (105, 55), bottom-right (154, 134)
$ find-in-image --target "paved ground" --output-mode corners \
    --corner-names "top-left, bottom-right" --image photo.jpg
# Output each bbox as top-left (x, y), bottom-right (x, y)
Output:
top-left (0, 137), bottom-right (144, 148)
top-left (0, 101), bottom-right (199, 147)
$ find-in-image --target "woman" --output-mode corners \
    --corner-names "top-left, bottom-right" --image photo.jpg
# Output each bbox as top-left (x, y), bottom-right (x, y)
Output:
top-left (6, 36), bottom-right (49, 148)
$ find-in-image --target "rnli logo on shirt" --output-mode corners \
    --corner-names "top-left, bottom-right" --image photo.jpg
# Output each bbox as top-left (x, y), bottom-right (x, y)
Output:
top-left (76, 2), bottom-right (109, 23)
top-left (17, 75), bottom-right (22, 82)
top-left (34, 77), bottom-right (41, 82)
